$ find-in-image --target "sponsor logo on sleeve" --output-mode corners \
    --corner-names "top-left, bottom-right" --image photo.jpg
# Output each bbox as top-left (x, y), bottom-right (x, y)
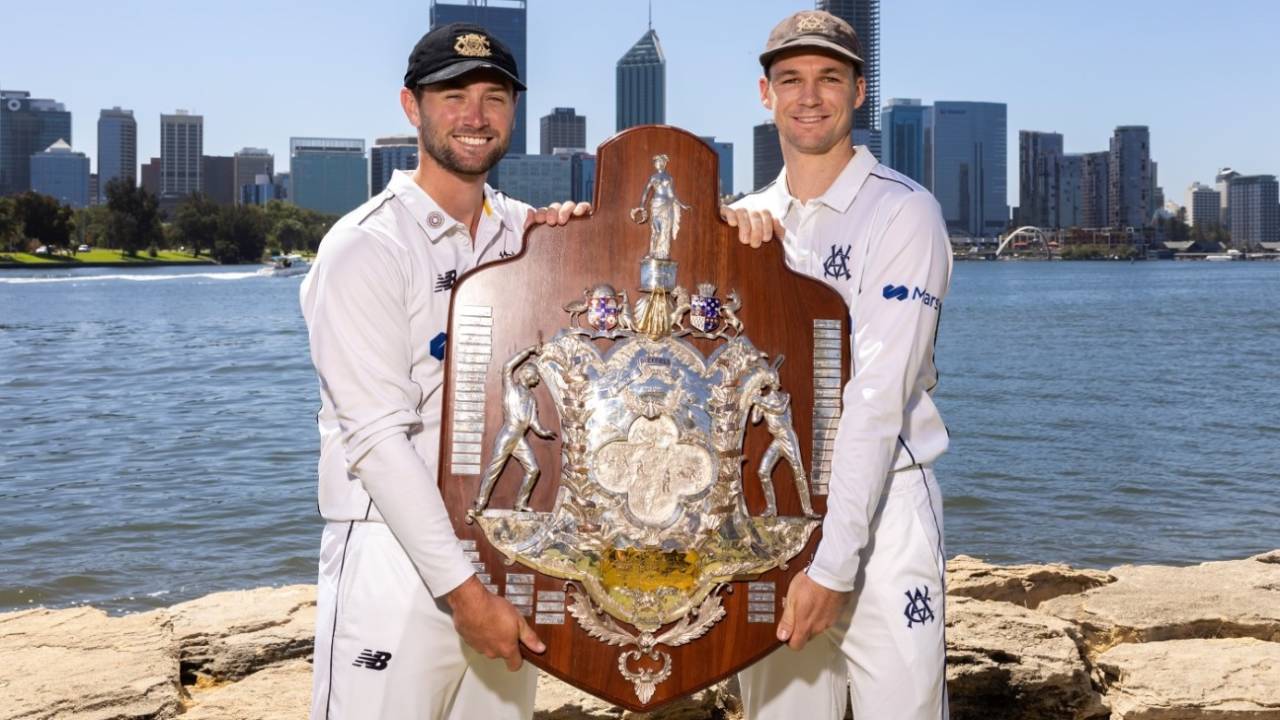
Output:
top-left (882, 284), bottom-right (941, 310)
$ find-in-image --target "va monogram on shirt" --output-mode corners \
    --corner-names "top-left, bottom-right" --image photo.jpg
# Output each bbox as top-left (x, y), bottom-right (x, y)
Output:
top-left (823, 244), bottom-right (851, 281)
top-left (903, 586), bottom-right (935, 628)
top-left (435, 269), bottom-right (457, 292)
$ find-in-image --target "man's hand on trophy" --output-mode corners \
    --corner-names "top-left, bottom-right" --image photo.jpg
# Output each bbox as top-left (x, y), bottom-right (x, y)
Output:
top-left (720, 206), bottom-right (785, 248)
top-left (776, 572), bottom-right (851, 651)
top-left (446, 575), bottom-right (546, 670)
top-left (525, 201), bottom-right (592, 229)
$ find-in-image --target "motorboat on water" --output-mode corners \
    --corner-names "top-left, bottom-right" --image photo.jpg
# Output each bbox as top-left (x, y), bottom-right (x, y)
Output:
top-left (258, 254), bottom-right (310, 277)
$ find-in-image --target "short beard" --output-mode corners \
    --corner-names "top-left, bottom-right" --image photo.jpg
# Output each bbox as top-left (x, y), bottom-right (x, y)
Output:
top-left (418, 118), bottom-right (509, 178)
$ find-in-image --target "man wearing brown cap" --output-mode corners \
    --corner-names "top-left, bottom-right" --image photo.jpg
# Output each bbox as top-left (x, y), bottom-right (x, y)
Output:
top-left (730, 10), bottom-right (951, 719)
top-left (301, 22), bottom-right (585, 720)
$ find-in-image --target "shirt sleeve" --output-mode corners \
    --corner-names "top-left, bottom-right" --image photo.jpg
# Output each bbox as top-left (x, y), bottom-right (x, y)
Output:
top-left (806, 191), bottom-right (951, 592)
top-left (302, 227), bottom-right (474, 597)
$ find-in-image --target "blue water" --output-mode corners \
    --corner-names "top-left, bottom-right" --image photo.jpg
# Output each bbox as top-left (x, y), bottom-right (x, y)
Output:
top-left (1, 261), bottom-right (1277, 613)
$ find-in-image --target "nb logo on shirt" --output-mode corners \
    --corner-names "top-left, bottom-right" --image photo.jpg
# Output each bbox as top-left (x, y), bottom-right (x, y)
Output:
top-left (353, 649), bottom-right (392, 670)
top-left (435, 270), bottom-right (457, 292)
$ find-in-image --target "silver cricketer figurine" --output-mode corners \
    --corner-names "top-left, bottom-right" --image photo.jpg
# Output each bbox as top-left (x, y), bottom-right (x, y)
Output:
top-left (630, 154), bottom-right (690, 260)
top-left (473, 345), bottom-right (556, 513)
top-left (751, 378), bottom-right (818, 518)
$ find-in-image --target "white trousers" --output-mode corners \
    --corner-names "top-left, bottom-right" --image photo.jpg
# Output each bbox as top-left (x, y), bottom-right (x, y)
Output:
top-left (310, 521), bottom-right (537, 720)
top-left (739, 467), bottom-right (948, 720)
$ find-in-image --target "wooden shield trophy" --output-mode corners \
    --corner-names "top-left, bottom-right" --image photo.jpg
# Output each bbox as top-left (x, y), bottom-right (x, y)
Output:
top-left (439, 126), bottom-right (848, 711)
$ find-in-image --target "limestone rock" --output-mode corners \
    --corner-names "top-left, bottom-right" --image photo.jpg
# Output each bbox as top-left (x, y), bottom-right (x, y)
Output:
top-left (1096, 638), bottom-right (1280, 719)
top-left (0, 606), bottom-right (182, 720)
top-left (533, 673), bottom-right (736, 719)
top-left (947, 554), bottom-right (1114, 608)
top-left (946, 597), bottom-right (1105, 720)
top-left (182, 658), bottom-right (312, 720)
top-left (1038, 552), bottom-right (1280, 657)
top-left (165, 584), bottom-right (316, 683)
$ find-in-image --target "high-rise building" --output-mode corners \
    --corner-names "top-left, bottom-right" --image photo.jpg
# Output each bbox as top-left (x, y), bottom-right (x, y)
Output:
top-left (699, 136), bottom-right (734, 197)
top-left (817, 0), bottom-right (880, 157)
top-left (1081, 151), bottom-right (1110, 227)
top-left (931, 101), bottom-right (1008, 237)
top-left (201, 155), bottom-right (236, 206)
top-left (753, 122), bottom-right (783, 191)
top-left (97, 107), bottom-right (137, 201)
top-left (1227, 175), bottom-right (1279, 248)
top-left (881, 99), bottom-right (931, 189)
top-left (616, 28), bottom-right (666, 131)
top-left (1150, 161), bottom-right (1163, 221)
top-left (370, 136), bottom-right (417, 197)
top-left (1, 90), bottom-right (72, 197)
top-left (1058, 154), bottom-right (1084, 229)
top-left (491, 153), bottom-right (573, 207)
top-left (290, 137), bottom-right (367, 216)
top-left (242, 174), bottom-right (278, 206)
top-left (30, 140), bottom-right (90, 209)
top-left (1107, 125), bottom-right (1151, 229)
top-left (88, 173), bottom-right (99, 207)
top-left (140, 158), bottom-right (161, 196)
top-left (540, 107), bottom-right (586, 155)
top-left (430, 0), bottom-right (528, 154)
top-left (160, 111), bottom-right (203, 198)
top-left (567, 151), bottom-right (596, 204)
top-left (1216, 167), bottom-right (1239, 229)
top-left (1017, 130), bottom-right (1064, 228)
top-left (1185, 182), bottom-right (1220, 228)
top-left (233, 148), bottom-right (273, 205)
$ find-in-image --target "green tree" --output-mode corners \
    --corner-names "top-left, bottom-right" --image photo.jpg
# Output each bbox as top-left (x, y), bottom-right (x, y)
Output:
top-left (73, 205), bottom-right (111, 252)
top-left (104, 178), bottom-right (162, 256)
top-left (271, 218), bottom-right (307, 254)
top-left (13, 192), bottom-right (73, 251)
top-left (212, 204), bottom-right (268, 264)
top-left (0, 197), bottom-right (20, 253)
top-left (173, 194), bottom-right (221, 257)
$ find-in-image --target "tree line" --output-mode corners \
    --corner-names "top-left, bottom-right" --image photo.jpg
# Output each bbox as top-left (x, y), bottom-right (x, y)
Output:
top-left (0, 180), bottom-right (337, 264)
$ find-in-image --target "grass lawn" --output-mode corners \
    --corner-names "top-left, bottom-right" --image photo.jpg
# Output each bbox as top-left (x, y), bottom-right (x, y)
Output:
top-left (1, 250), bottom-right (214, 265)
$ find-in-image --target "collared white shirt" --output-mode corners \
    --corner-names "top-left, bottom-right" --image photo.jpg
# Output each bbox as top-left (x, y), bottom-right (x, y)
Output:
top-left (733, 147), bottom-right (953, 592)
top-left (300, 169), bottom-right (531, 597)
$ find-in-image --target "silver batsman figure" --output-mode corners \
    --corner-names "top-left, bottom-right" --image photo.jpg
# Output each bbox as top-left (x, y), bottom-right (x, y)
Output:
top-left (630, 154), bottom-right (690, 260)
top-left (474, 345), bottom-right (556, 513)
top-left (752, 375), bottom-right (817, 518)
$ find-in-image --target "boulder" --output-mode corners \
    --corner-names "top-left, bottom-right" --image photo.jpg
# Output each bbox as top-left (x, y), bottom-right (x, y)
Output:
top-left (946, 597), bottom-right (1105, 720)
top-left (1038, 552), bottom-right (1280, 657)
top-left (182, 658), bottom-right (312, 720)
top-left (0, 606), bottom-right (183, 720)
top-left (947, 555), bottom-right (1114, 608)
top-left (1096, 638), bottom-right (1280, 719)
top-left (164, 584), bottom-right (316, 683)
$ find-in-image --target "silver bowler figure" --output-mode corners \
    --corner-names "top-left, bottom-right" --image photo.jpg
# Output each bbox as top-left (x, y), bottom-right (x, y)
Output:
top-left (473, 345), bottom-right (556, 513)
top-left (751, 380), bottom-right (817, 518)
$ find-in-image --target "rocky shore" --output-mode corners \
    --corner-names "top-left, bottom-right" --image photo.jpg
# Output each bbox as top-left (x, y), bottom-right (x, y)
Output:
top-left (3, 551), bottom-right (1277, 719)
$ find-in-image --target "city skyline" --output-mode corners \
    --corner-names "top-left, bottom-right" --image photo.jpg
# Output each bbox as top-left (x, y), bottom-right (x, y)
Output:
top-left (2, 0), bottom-right (1277, 205)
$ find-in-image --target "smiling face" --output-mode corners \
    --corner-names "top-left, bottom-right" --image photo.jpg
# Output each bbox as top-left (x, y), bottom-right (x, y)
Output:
top-left (760, 51), bottom-right (864, 158)
top-left (405, 70), bottom-right (515, 178)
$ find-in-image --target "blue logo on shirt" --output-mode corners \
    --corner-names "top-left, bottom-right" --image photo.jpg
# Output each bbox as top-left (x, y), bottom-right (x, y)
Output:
top-left (429, 332), bottom-right (447, 361)
top-left (882, 284), bottom-right (909, 301)
top-left (883, 284), bottom-right (941, 311)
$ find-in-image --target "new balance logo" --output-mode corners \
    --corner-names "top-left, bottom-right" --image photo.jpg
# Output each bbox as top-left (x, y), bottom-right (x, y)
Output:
top-left (435, 269), bottom-right (457, 292)
top-left (882, 284), bottom-right (909, 301)
top-left (353, 649), bottom-right (392, 670)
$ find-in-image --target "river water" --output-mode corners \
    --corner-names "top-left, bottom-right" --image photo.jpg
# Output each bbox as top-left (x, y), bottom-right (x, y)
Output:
top-left (1, 261), bottom-right (1276, 612)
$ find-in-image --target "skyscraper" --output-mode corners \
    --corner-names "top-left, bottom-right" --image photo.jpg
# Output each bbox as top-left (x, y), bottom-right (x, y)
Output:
top-left (1227, 175), bottom-right (1279, 248)
top-left (1, 90), bottom-right (72, 197)
top-left (540, 108), bottom-right (586, 154)
top-left (290, 137), bottom-right (368, 216)
top-left (233, 148), bottom-right (274, 204)
top-left (430, 0), bottom-right (528, 154)
top-left (201, 155), bottom-right (236, 206)
top-left (97, 107), bottom-right (137, 200)
top-left (1018, 130), bottom-right (1064, 228)
top-left (1108, 125), bottom-right (1151, 229)
top-left (30, 140), bottom-right (90, 209)
top-left (616, 28), bottom-right (665, 131)
top-left (160, 111), bottom-right (203, 198)
top-left (1185, 182), bottom-right (1220, 228)
top-left (1058, 154), bottom-right (1084, 229)
top-left (931, 101), bottom-right (1008, 237)
top-left (370, 136), bottom-right (418, 196)
top-left (753, 122), bottom-right (783, 191)
top-left (881, 99), bottom-right (931, 189)
top-left (491, 153), bottom-right (573, 207)
top-left (817, 0), bottom-right (880, 157)
top-left (698, 136), bottom-right (734, 197)
top-left (1215, 167), bottom-right (1239, 230)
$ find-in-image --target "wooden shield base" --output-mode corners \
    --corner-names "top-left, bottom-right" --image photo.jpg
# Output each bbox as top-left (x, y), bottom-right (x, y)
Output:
top-left (439, 125), bottom-right (848, 711)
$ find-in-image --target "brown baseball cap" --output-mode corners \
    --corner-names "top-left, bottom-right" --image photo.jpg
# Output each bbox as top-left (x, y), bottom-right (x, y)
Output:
top-left (759, 10), bottom-right (864, 72)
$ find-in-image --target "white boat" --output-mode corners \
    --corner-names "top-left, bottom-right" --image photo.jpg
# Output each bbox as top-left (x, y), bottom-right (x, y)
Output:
top-left (1205, 249), bottom-right (1241, 262)
top-left (258, 254), bottom-right (310, 277)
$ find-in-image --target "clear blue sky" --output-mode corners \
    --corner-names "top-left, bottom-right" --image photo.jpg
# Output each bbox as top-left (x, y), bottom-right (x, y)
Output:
top-left (4, 0), bottom-right (1276, 205)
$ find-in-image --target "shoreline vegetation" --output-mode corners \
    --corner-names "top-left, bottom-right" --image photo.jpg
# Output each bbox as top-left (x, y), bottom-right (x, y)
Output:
top-left (3, 551), bottom-right (1276, 719)
top-left (0, 249), bottom-right (217, 269)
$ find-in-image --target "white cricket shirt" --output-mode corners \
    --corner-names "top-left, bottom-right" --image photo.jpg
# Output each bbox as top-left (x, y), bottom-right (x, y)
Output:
top-left (732, 147), bottom-right (953, 592)
top-left (300, 169), bottom-right (530, 598)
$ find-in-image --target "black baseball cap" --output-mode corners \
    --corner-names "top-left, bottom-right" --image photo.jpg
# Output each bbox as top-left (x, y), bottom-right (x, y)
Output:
top-left (404, 23), bottom-right (526, 91)
top-left (760, 11), bottom-right (865, 73)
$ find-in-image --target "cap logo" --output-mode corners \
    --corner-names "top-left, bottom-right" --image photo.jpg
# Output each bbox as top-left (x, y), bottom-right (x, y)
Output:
top-left (454, 33), bottom-right (492, 58)
top-left (795, 13), bottom-right (830, 33)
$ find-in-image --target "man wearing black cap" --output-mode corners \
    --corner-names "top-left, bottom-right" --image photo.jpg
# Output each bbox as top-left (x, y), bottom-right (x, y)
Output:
top-left (731, 10), bottom-right (951, 719)
top-left (300, 22), bottom-right (585, 720)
